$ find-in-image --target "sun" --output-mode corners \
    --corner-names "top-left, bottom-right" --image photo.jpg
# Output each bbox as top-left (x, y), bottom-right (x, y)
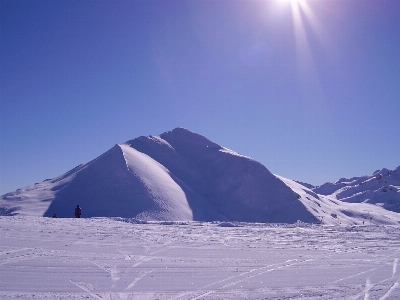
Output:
top-left (280, 0), bottom-right (303, 4)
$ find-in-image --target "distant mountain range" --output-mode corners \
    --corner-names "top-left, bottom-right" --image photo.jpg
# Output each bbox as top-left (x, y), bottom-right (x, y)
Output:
top-left (1, 128), bottom-right (399, 225)
top-left (312, 167), bottom-right (400, 212)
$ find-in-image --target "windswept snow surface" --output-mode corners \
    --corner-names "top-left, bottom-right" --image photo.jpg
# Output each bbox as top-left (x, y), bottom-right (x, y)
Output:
top-left (1, 216), bottom-right (400, 299)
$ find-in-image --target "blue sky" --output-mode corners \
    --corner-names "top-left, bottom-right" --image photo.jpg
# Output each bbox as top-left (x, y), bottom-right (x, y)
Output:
top-left (1, 0), bottom-right (399, 195)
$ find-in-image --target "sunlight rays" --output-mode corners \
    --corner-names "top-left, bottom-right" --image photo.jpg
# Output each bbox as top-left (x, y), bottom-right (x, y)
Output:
top-left (281, 0), bottom-right (327, 109)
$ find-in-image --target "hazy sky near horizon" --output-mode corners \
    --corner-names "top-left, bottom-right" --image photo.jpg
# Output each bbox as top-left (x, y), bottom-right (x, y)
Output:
top-left (1, 0), bottom-right (399, 195)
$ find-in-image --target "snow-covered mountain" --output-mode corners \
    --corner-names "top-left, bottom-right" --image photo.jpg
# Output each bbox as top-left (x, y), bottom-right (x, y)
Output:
top-left (312, 166), bottom-right (400, 213)
top-left (1, 127), bottom-right (399, 225)
top-left (0, 128), bottom-right (314, 223)
top-left (279, 175), bottom-right (400, 225)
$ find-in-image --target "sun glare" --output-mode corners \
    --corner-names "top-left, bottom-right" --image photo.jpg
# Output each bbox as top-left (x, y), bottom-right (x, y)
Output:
top-left (280, 0), bottom-right (302, 4)
top-left (277, 0), bottom-right (327, 103)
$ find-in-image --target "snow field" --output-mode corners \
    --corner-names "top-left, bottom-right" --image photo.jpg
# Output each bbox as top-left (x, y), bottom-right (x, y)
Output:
top-left (1, 217), bottom-right (400, 299)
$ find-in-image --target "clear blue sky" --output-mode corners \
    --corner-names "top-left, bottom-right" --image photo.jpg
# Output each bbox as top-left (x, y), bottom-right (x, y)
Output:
top-left (1, 0), bottom-right (399, 195)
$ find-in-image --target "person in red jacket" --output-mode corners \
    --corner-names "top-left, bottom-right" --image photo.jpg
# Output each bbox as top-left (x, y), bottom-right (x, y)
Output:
top-left (75, 205), bottom-right (81, 218)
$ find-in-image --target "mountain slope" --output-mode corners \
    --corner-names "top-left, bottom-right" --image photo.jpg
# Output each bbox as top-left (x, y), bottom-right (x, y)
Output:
top-left (43, 144), bottom-right (193, 219)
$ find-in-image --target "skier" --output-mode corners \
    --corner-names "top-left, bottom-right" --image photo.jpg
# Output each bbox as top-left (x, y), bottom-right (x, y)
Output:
top-left (52, 214), bottom-right (57, 218)
top-left (75, 205), bottom-right (82, 218)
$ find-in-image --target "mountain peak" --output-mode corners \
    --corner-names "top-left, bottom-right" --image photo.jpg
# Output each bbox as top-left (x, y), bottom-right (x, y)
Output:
top-left (160, 127), bottom-right (220, 150)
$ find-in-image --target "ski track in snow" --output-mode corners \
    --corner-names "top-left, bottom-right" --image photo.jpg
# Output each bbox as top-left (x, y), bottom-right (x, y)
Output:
top-left (1, 217), bottom-right (400, 299)
top-left (392, 258), bottom-right (398, 277)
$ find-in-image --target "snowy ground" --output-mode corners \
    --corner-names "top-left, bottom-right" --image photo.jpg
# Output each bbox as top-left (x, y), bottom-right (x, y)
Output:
top-left (1, 217), bottom-right (400, 299)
